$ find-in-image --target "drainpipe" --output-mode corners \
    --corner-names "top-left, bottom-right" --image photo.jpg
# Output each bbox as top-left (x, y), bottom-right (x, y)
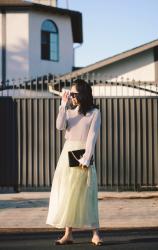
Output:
top-left (73, 43), bottom-right (82, 70)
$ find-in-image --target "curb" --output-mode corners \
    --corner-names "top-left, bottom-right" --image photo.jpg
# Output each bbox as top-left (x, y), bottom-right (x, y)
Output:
top-left (98, 193), bottom-right (158, 200)
top-left (1, 226), bottom-right (158, 234)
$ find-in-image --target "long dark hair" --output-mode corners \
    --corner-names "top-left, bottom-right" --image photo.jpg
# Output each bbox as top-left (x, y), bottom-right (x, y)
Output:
top-left (71, 79), bottom-right (99, 116)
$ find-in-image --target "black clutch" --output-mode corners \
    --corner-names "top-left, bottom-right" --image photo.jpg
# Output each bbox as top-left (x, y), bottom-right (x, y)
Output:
top-left (68, 149), bottom-right (93, 167)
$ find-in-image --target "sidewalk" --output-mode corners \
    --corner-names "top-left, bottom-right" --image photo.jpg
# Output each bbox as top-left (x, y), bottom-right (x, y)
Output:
top-left (0, 191), bottom-right (158, 233)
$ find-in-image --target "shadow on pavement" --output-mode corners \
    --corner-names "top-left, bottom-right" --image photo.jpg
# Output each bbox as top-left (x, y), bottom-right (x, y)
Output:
top-left (0, 198), bottom-right (48, 209)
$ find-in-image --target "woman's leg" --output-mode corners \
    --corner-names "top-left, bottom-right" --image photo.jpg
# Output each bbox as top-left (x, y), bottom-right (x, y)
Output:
top-left (56, 227), bottom-right (73, 243)
top-left (65, 227), bottom-right (73, 238)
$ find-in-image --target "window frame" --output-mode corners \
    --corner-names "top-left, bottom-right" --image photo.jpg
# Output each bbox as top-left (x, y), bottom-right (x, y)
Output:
top-left (41, 19), bottom-right (59, 62)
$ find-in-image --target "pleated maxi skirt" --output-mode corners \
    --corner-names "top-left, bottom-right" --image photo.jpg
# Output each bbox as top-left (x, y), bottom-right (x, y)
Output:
top-left (46, 140), bottom-right (99, 229)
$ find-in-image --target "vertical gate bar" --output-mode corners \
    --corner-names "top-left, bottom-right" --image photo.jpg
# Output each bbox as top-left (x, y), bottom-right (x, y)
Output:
top-left (45, 98), bottom-right (50, 186)
top-left (107, 99), bottom-right (113, 187)
top-left (151, 98), bottom-right (155, 186)
top-left (153, 99), bottom-right (158, 185)
top-left (17, 99), bottom-right (21, 188)
top-left (12, 98), bottom-right (18, 189)
top-left (22, 99), bottom-right (27, 187)
top-left (130, 98), bottom-right (136, 189)
top-left (148, 99), bottom-right (153, 185)
top-left (1, 100), bottom-right (6, 186)
top-left (5, 99), bottom-right (10, 185)
top-left (28, 99), bottom-right (32, 186)
top-left (39, 99), bottom-right (44, 187)
top-left (119, 98), bottom-right (125, 187)
top-left (33, 98), bottom-right (38, 187)
top-left (31, 99), bottom-right (34, 187)
top-left (125, 98), bottom-right (130, 188)
top-left (4, 99), bottom-right (9, 185)
top-left (101, 98), bottom-right (107, 187)
top-left (142, 99), bottom-right (148, 186)
top-left (113, 98), bottom-right (119, 189)
top-left (136, 98), bottom-right (142, 188)
top-left (43, 99), bottom-right (46, 186)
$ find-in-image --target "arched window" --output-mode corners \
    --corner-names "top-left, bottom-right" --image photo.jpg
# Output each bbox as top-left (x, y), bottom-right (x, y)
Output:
top-left (41, 20), bottom-right (59, 61)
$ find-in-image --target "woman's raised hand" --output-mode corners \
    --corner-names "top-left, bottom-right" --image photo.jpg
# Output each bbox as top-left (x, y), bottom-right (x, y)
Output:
top-left (62, 91), bottom-right (70, 105)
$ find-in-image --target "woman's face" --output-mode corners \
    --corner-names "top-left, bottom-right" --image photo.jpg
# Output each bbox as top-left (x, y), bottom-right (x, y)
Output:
top-left (70, 85), bottom-right (79, 106)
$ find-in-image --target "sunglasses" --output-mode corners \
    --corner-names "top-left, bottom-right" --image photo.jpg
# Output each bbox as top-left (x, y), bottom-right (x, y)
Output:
top-left (70, 92), bottom-right (79, 98)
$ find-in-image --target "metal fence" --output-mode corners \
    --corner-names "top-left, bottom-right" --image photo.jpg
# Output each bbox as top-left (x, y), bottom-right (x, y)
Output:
top-left (1, 74), bottom-right (158, 98)
top-left (0, 75), bottom-right (158, 191)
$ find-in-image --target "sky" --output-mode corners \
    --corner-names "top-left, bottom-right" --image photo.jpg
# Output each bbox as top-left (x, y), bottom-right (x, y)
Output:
top-left (58, 0), bottom-right (158, 67)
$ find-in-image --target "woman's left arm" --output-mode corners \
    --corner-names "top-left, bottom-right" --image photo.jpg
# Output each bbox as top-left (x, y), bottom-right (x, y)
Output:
top-left (79, 109), bottom-right (101, 167)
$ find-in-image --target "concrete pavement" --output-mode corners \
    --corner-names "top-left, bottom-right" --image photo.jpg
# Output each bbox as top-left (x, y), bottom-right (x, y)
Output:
top-left (0, 191), bottom-right (158, 233)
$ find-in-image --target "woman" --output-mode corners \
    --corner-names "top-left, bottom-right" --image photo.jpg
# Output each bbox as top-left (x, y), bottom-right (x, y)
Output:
top-left (46, 79), bottom-right (103, 246)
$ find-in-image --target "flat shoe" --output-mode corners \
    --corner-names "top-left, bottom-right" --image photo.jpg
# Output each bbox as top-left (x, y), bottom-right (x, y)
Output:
top-left (54, 239), bottom-right (74, 245)
top-left (91, 240), bottom-right (104, 246)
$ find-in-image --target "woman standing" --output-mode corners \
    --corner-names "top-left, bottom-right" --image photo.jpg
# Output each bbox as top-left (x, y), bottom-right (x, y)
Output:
top-left (46, 79), bottom-right (103, 246)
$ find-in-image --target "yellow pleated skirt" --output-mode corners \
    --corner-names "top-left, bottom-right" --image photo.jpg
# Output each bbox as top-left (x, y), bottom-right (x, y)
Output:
top-left (46, 140), bottom-right (99, 229)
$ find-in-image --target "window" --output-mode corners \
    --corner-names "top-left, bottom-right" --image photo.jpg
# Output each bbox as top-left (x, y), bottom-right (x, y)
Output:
top-left (41, 20), bottom-right (59, 61)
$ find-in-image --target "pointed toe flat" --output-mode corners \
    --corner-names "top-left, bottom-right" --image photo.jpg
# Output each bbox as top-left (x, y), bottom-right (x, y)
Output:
top-left (54, 239), bottom-right (74, 245)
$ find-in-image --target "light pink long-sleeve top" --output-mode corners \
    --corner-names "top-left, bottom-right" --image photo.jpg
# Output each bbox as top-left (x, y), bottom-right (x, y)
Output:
top-left (56, 103), bottom-right (101, 167)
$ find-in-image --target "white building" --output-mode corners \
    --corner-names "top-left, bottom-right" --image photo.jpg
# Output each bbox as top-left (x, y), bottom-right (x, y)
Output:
top-left (60, 39), bottom-right (158, 96)
top-left (0, 0), bottom-right (83, 82)
top-left (62, 39), bottom-right (158, 83)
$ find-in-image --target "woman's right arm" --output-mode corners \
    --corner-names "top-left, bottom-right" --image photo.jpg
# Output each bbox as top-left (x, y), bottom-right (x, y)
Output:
top-left (56, 91), bottom-right (69, 130)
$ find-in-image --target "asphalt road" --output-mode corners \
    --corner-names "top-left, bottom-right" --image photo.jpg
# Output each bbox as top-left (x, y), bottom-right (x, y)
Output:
top-left (0, 229), bottom-right (158, 250)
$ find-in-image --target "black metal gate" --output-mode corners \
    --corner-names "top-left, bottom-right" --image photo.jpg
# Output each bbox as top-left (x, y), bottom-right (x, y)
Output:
top-left (0, 94), bottom-right (158, 191)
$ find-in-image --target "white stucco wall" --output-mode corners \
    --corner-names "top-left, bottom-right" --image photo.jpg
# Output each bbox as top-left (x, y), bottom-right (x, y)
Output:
top-left (91, 84), bottom-right (158, 97)
top-left (32, 0), bottom-right (57, 7)
top-left (29, 11), bottom-right (74, 77)
top-left (92, 49), bottom-right (155, 82)
top-left (6, 13), bottom-right (29, 79)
